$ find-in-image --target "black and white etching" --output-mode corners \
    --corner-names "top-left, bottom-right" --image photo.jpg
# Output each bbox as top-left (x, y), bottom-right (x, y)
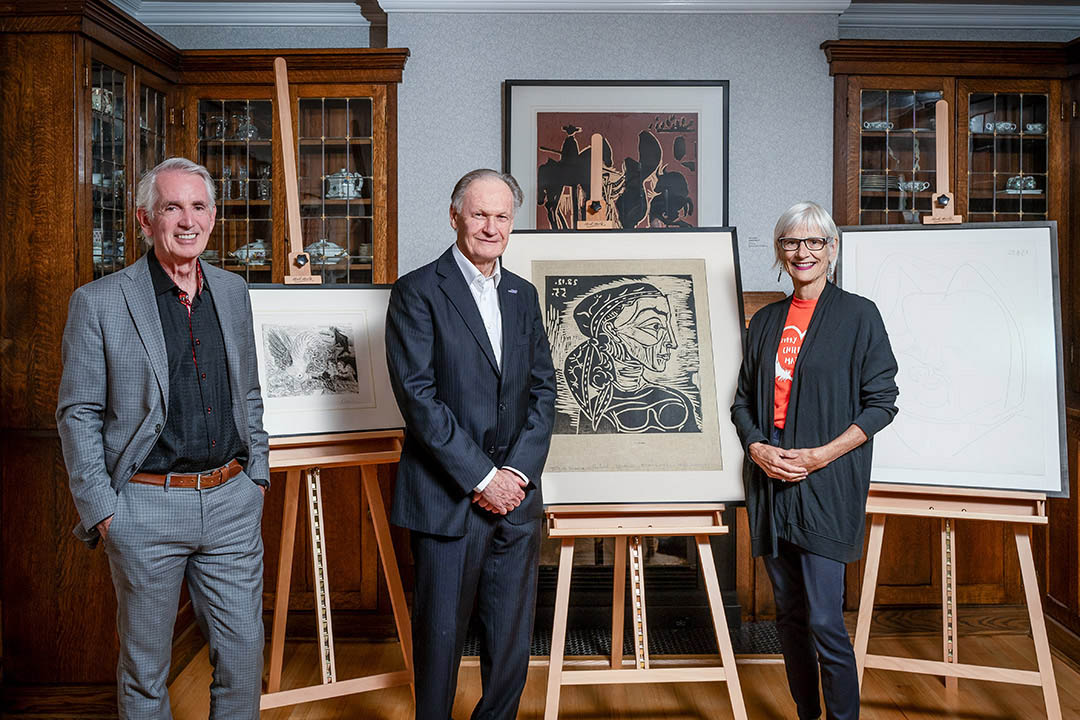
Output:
top-left (552, 276), bottom-right (701, 434)
top-left (535, 259), bottom-right (722, 472)
top-left (262, 324), bottom-right (360, 398)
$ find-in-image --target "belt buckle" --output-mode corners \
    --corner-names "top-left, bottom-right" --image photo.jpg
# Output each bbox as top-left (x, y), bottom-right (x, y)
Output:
top-left (196, 472), bottom-right (203, 490)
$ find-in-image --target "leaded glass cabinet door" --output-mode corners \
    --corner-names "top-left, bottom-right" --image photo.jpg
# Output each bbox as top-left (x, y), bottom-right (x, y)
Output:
top-left (297, 95), bottom-right (375, 284)
top-left (90, 57), bottom-right (128, 278)
top-left (844, 77), bottom-right (954, 227)
top-left (196, 96), bottom-right (274, 283)
top-left (136, 80), bottom-right (169, 184)
top-left (857, 87), bottom-right (943, 225)
top-left (958, 79), bottom-right (1060, 225)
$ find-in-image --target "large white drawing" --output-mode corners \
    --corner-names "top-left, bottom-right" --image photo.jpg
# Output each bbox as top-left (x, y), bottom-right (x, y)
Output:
top-left (841, 225), bottom-right (1065, 494)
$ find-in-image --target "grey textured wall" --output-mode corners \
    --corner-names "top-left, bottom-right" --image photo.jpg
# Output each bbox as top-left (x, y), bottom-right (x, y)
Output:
top-left (151, 25), bottom-right (369, 49)
top-left (388, 12), bottom-right (837, 291)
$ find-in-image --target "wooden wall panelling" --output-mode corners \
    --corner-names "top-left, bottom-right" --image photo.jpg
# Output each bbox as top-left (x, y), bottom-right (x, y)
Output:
top-left (0, 32), bottom-right (78, 429)
top-left (1043, 411), bottom-right (1079, 636)
top-left (383, 81), bottom-right (399, 283)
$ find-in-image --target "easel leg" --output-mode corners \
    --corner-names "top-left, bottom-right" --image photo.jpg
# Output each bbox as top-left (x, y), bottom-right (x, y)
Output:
top-left (611, 536), bottom-right (626, 669)
top-left (697, 536), bottom-right (748, 720)
top-left (941, 518), bottom-right (958, 696)
top-left (267, 467), bottom-right (302, 693)
top-left (1015, 524), bottom-right (1062, 720)
top-left (854, 513), bottom-right (885, 687)
top-left (360, 465), bottom-right (415, 698)
top-left (306, 468), bottom-right (337, 684)
top-left (544, 538), bottom-right (575, 720)
top-left (628, 535), bottom-right (649, 669)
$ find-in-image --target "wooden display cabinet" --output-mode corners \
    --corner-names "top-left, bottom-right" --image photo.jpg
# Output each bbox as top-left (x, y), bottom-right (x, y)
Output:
top-left (823, 40), bottom-right (1079, 647)
top-left (0, 1), bottom-right (407, 711)
top-left (177, 53), bottom-right (402, 285)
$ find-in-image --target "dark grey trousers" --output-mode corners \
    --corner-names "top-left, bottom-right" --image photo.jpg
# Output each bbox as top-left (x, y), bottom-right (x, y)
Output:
top-left (409, 506), bottom-right (541, 720)
top-left (764, 539), bottom-right (859, 720)
top-left (105, 473), bottom-right (265, 719)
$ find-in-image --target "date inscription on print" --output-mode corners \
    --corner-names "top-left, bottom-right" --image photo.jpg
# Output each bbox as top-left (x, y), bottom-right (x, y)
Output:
top-left (536, 259), bottom-right (722, 473)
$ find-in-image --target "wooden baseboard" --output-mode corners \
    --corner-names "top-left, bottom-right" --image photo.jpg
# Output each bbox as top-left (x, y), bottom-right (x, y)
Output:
top-left (1047, 615), bottom-right (1080, 672)
top-left (1, 684), bottom-right (116, 717)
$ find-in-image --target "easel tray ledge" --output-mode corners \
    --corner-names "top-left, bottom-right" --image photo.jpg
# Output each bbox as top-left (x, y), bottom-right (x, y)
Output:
top-left (867, 483), bottom-right (1047, 524)
top-left (546, 503), bottom-right (729, 538)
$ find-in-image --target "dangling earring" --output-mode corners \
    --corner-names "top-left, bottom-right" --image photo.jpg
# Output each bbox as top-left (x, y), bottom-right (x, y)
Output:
top-left (827, 258), bottom-right (837, 284)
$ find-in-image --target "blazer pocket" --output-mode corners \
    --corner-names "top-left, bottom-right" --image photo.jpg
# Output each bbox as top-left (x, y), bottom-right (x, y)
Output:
top-left (514, 314), bottom-right (533, 346)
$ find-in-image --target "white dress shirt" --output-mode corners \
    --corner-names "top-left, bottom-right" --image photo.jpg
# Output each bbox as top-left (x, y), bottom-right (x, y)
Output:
top-left (451, 244), bottom-right (529, 494)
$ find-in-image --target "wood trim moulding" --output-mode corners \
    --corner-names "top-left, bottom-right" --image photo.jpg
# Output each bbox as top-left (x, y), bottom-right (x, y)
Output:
top-left (0, 0), bottom-right (181, 78)
top-left (136, 2), bottom-right (370, 27)
top-left (178, 48), bottom-right (409, 85)
top-left (380, 0), bottom-right (851, 12)
top-left (1067, 37), bottom-right (1080, 76)
top-left (1, 684), bottom-right (116, 717)
top-left (821, 39), bottom-right (1069, 79)
top-left (838, 3), bottom-right (1080, 33)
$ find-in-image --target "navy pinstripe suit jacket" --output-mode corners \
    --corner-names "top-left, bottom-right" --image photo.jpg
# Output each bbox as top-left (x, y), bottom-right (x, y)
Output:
top-left (385, 245), bottom-right (556, 537)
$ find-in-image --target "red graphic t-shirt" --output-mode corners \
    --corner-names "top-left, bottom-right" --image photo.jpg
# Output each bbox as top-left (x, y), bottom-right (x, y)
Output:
top-left (773, 296), bottom-right (818, 429)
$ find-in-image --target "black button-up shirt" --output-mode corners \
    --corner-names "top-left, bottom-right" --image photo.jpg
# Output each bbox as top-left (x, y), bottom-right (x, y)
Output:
top-left (139, 250), bottom-right (264, 484)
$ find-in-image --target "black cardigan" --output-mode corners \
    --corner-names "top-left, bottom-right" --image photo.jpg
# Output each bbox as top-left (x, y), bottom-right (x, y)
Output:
top-left (731, 281), bottom-right (899, 563)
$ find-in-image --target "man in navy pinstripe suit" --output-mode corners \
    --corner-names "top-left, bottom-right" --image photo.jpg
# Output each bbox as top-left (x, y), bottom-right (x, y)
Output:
top-left (385, 169), bottom-right (556, 720)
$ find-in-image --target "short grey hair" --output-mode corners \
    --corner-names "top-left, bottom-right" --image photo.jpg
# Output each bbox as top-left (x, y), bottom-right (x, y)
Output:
top-left (136, 157), bottom-right (216, 245)
top-left (450, 168), bottom-right (523, 213)
top-left (772, 201), bottom-right (839, 268)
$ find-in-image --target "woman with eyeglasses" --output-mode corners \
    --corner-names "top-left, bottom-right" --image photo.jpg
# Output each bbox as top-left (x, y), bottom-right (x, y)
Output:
top-left (731, 201), bottom-right (899, 720)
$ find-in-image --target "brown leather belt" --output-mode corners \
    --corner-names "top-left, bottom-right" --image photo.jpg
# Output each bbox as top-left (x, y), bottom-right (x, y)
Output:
top-left (129, 459), bottom-right (242, 490)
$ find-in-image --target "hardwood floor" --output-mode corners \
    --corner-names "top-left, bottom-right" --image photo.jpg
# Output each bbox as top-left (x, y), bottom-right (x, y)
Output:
top-left (168, 633), bottom-right (1080, 719)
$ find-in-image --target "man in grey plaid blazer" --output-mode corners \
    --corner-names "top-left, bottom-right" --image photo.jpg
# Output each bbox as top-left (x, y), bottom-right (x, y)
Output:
top-left (57, 157), bottom-right (269, 719)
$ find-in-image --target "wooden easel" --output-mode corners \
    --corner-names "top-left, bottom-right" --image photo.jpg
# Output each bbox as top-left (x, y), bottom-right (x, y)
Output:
top-left (274, 56), bottom-right (321, 284)
top-left (543, 504), bottom-right (747, 720)
top-left (260, 430), bottom-right (414, 710)
top-left (853, 483), bottom-right (1061, 719)
top-left (578, 132), bottom-right (615, 230)
top-left (923, 99), bottom-right (963, 225)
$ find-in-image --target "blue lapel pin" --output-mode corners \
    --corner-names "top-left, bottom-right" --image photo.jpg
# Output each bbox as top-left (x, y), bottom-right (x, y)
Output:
top-left (509, 288), bottom-right (518, 294)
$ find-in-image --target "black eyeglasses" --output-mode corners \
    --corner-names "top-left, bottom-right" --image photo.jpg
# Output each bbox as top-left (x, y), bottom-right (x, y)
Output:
top-left (779, 236), bottom-right (830, 252)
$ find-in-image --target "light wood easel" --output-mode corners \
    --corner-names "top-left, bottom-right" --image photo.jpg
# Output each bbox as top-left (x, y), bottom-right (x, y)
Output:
top-left (854, 483), bottom-right (1061, 718)
top-left (273, 56), bottom-right (321, 284)
top-left (543, 504), bottom-right (747, 720)
top-left (923, 99), bottom-right (963, 225)
top-left (579, 132), bottom-right (615, 229)
top-left (260, 430), bottom-right (413, 710)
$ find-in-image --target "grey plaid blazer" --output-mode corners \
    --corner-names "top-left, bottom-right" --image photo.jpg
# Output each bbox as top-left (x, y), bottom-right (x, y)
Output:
top-left (56, 253), bottom-right (269, 547)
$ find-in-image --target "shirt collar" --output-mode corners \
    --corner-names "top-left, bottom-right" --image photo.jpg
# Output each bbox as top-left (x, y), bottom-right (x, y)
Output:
top-left (147, 248), bottom-right (208, 296)
top-left (451, 242), bottom-right (501, 290)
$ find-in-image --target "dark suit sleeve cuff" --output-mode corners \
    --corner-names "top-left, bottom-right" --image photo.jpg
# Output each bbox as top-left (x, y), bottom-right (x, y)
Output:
top-left (251, 477), bottom-right (270, 489)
